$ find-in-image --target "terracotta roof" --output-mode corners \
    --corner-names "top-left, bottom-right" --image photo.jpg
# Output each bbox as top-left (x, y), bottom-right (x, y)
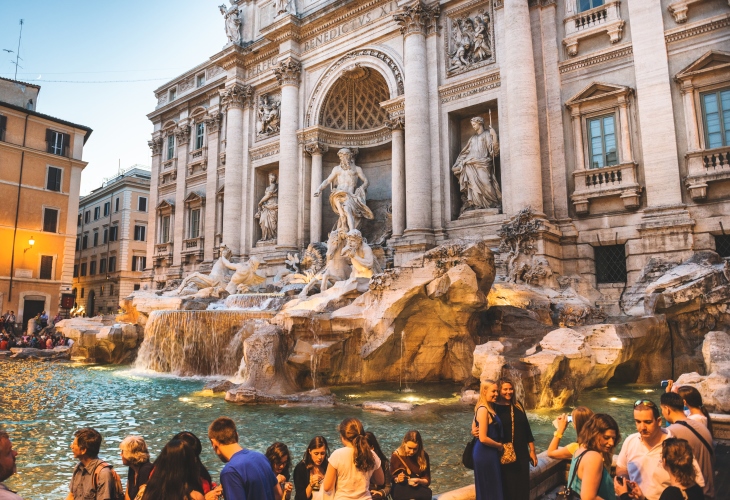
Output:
top-left (0, 75), bottom-right (41, 90)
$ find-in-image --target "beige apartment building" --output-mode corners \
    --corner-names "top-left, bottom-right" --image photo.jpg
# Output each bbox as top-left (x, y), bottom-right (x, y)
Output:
top-left (146, 0), bottom-right (730, 312)
top-left (0, 77), bottom-right (92, 330)
top-left (72, 167), bottom-right (151, 316)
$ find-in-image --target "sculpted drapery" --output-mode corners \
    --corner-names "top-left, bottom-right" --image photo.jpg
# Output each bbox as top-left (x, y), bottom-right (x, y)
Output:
top-left (452, 116), bottom-right (502, 213)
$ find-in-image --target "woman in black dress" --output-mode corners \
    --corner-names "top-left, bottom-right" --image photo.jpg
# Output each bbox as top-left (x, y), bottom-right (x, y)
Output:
top-left (293, 436), bottom-right (329, 500)
top-left (494, 378), bottom-right (537, 500)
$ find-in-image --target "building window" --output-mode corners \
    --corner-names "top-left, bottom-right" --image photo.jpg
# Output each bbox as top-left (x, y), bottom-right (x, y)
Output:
top-left (103, 202), bottom-right (110, 216)
top-left (134, 225), bottom-right (146, 241)
top-left (108, 256), bottom-right (116, 272)
top-left (46, 166), bottom-right (62, 192)
top-left (100, 258), bottom-right (107, 274)
top-left (43, 208), bottom-right (59, 233)
top-left (161, 215), bottom-right (171, 243)
top-left (109, 225), bottom-right (118, 242)
top-left (80, 288), bottom-right (85, 298)
top-left (0, 115), bottom-right (6, 141)
top-left (701, 88), bottom-right (730, 149)
top-left (167, 135), bottom-right (175, 160)
top-left (115, 197), bottom-right (120, 212)
top-left (595, 244), bottom-right (627, 284)
top-left (189, 208), bottom-right (201, 238)
top-left (138, 197), bottom-right (148, 212)
top-left (77, 213), bottom-right (82, 226)
top-left (132, 256), bottom-right (147, 272)
top-left (82, 234), bottom-right (88, 249)
top-left (75, 237), bottom-right (80, 251)
top-left (39, 255), bottom-right (53, 280)
top-left (89, 260), bottom-right (97, 276)
top-left (716, 234), bottom-right (730, 258)
top-left (94, 207), bottom-right (100, 220)
top-left (93, 231), bottom-right (99, 247)
top-left (73, 265), bottom-right (79, 278)
top-left (169, 88), bottom-right (177, 101)
top-left (46, 129), bottom-right (70, 156)
top-left (195, 123), bottom-right (205, 150)
top-left (587, 115), bottom-right (618, 169)
top-left (110, 284), bottom-right (114, 296)
top-left (197, 73), bottom-right (206, 87)
top-left (80, 263), bottom-right (87, 277)
top-left (84, 210), bottom-right (90, 223)
top-left (103, 228), bottom-right (108, 244)
top-left (578, 0), bottom-right (604, 11)
top-left (134, 284), bottom-right (141, 291)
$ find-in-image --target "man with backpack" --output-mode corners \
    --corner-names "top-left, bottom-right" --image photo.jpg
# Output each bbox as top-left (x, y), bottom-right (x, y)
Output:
top-left (67, 428), bottom-right (123, 500)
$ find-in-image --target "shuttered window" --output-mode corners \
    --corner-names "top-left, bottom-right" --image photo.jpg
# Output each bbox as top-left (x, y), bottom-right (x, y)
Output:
top-left (134, 225), bottom-right (146, 241)
top-left (46, 129), bottom-right (70, 156)
top-left (40, 256), bottom-right (53, 280)
top-left (46, 167), bottom-right (62, 191)
top-left (0, 115), bottom-right (7, 141)
top-left (43, 208), bottom-right (58, 233)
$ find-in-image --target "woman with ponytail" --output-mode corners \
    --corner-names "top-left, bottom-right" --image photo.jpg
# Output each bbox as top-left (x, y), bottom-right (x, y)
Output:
top-left (676, 386), bottom-right (713, 436)
top-left (323, 418), bottom-right (384, 499)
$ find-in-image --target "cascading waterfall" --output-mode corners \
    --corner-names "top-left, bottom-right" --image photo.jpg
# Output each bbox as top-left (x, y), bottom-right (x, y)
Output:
top-left (507, 365), bottom-right (527, 404)
top-left (399, 330), bottom-right (414, 393)
top-left (224, 293), bottom-right (288, 310)
top-left (135, 310), bottom-right (272, 376)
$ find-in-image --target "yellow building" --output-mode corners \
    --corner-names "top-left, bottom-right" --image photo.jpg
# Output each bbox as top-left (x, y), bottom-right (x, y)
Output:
top-left (0, 77), bottom-right (92, 331)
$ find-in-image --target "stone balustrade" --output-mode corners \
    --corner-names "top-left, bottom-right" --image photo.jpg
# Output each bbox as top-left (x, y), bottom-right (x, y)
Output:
top-left (571, 162), bottom-right (642, 214)
top-left (685, 145), bottom-right (730, 201)
top-left (182, 237), bottom-right (205, 261)
top-left (563, 1), bottom-right (625, 57)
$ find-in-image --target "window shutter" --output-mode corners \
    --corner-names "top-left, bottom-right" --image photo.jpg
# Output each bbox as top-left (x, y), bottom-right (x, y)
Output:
top-left (62, 133), bottom-right (71, 156)
top-left (0, 115), bottom-right (7, 140)
top-left (55, 168), bottom-right (61, 191)
top-left (46, 129), bottom-right (54, 152)
top-left (43, 208), bottom-right (58, 233)
top-left (40, 256), bottom-right (53, 280)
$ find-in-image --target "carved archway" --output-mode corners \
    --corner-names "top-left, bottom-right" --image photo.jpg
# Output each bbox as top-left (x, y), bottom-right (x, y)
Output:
top-left (305, 47), bottom-right (405, 128)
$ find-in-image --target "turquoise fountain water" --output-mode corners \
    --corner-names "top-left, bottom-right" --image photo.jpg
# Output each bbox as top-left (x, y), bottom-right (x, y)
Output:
top-left (0, 359), bottom-right (663, 498)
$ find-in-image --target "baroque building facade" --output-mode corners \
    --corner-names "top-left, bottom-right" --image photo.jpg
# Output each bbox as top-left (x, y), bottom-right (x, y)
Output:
top-left (146, 0), bottom-right (730, 313)
top-left (73, 167), bottom-right (151, 316)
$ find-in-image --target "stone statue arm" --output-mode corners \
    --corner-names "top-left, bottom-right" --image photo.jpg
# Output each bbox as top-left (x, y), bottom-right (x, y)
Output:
top-left (355, 166), bottom-right (369, 192)
top-left (490, 126), bottom-right (499, 157)
top-left (314, 168), bottom-right (338, 197)
top-left (259, 186), bottom-right (276, 206)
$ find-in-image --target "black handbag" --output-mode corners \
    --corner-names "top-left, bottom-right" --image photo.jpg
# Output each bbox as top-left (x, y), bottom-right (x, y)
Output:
top-left (556, 451), bottom-right (587, 500)
top-left (462, 437), bottom-right (477, 470)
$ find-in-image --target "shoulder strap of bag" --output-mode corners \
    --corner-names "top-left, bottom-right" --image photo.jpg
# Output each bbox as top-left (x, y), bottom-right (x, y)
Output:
top-left (675, 421), bottom-right (714, 457)
top-left (394, 452), bottom-right (411, 476)
top-left (566, 451), bottom-right (588, 492)
top-left (509, 404), bottom-right (515, 443)
top-left (93, 461), bottom-right (110, 490)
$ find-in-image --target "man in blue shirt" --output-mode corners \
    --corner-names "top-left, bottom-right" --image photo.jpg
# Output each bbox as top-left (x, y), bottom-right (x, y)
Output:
top-left (208, 417), bottom-right (281, 500)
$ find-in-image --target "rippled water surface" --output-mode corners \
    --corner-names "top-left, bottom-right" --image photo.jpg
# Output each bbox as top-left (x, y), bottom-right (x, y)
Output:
top-left (0, 360), bottom-right (662, 499)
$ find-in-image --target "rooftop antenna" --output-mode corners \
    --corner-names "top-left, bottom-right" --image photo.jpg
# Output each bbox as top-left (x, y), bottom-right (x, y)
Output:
top-left (13, 20), bottom-right (24, 80)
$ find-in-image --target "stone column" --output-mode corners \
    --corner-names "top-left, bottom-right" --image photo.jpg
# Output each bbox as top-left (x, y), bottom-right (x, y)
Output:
top-left (617, 95), bottom-right (634, 163)
top-left (305, 142), bottom-right (327, 244)
top-left (146, 135), bottom-right (163, 274)
top-left (386, 117), bottom-right (406, 237)
top-left (203, 112), bottom-right (222, 262)
top-left (570, 108), bottom-right (585, 171)
top-left (274, 58), bottom-right (302, 249)
top-left (626, 0), bottom-right (683, 207)
top-left (680, 81), bottom-right (701, 152)
top-left (172, 124), bottom-right (191, 268)
top-left (502, 0), bottom-right (543, 213)
top-left (219, 84), bottom-right (251, 257)
top-left (394, 1), bottom-right (438, 235)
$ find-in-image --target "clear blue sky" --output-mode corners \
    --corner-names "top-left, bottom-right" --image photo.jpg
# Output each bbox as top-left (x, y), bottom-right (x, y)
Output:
top-left (1, 1), bottom-right (228, 195)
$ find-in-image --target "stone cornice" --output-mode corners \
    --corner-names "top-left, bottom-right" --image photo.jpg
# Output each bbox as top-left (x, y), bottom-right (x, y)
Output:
top-left (437, 69), bottom-right (500, 103)
top-left (393, 1), bottom-right (440, 37)
top-left (380, 95), bottom-right (405, 118)
top-left (260, 14), bottom-right (302, 43)
top-left (299, 0), bottom-right (392, 41)
top-left (558, 43), bottom-right (633, 74)
top-left (218, 45), bottom-right (253, 70)
top-left (297, 124), bottom-right (392, 148)
top-left (274, 58), bottom-right (302, 87)
top-left (249, 141), bottom-right (280, 162)
top-left (220, 84), bottom-right (254, 109)
top-left (664, 13), bottom-right (730, 44)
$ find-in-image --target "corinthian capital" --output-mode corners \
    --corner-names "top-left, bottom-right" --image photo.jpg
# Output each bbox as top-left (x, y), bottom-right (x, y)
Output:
top-left (204, 112), bottom-right (223, 134)
top-left (274, 58), bottom-right (302, 87)
top-left (385, 117), bottom-right (405, 130)
top-left (393, 1), bottom-right (440, 37)
top-left (220, 84), bottom-right (254, 110)
top-left (304, 142), bottom-right (328, 156)
top-left (148, 136), bottom-right (164, 155)
top-left (175, 125), bottom-right (191, 144)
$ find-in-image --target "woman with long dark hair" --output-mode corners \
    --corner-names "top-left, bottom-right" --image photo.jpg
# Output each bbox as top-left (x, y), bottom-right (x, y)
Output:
top-left (494, 378), bottom-right (536, 500)
top-left (471, 379), bottom-right (504, 500)
top-left (364, 432), bottom-right (391, 500)
top-left (294, 436), bottom-right (330, 500)
top-left (390, 430), bottom-right (431, 500)
top-left (267, 442), bottom-right (293, 498)
top-left (172, 431), bottom-right (216, 495)
top-left (323, 417), bottom-right (384, 499)
top-left (569, 414), bottom-right (620, 500)
top-left (140, 439), bottom-right (204, 500)
top-left (676, 386), bottom-right (713, 436)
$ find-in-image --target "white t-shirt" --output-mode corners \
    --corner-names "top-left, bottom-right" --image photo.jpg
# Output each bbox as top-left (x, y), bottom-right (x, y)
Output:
top-left (687, 412), bottom-right (708, 428)
top-left (328, 447), bottom-right (381, 500)
top-left (617, 430), bottom-right (704, 500)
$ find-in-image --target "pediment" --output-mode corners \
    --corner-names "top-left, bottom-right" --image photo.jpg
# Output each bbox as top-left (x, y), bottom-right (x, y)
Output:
top-left (184, 191), bottom-right (206, 205)
top-left (156, 199), bottom-right (174, 211)
top-left (676, 51), bottom-right (730, 80)
top-left (566, 82), bottom-right (633, 108)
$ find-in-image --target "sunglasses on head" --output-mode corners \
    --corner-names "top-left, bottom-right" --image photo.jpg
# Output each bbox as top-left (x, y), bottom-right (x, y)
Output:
top-left (634, 399), bottom-right (658, 408)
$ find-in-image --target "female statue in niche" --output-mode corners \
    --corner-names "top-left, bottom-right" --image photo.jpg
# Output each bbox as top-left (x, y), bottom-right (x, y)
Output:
top-left (452, 116), bottom-right (501, 214)
top-left (255, 173), bottom-right (278, 241)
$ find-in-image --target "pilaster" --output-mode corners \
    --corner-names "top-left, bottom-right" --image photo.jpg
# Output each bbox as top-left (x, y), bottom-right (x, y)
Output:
top-left (204, 112), bottom-right (222, 262)
top-left (305, 141), bottom-right (328, 244)
top-left (172, 123), bottom-right (190, 268)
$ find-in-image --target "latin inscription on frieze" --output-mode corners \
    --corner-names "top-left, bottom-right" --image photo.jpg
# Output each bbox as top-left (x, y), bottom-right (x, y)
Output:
top-left (247, 55), bottom-right (281, 79)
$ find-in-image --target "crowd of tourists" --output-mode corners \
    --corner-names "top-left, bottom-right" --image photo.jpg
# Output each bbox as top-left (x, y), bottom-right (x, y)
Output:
top-left (0, 311), bottom-right (71, 352)
top-left (0, 378), bottom-right (718, 500)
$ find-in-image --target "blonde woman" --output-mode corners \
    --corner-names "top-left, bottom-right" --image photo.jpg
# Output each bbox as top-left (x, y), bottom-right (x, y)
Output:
top-left (119, 435), bottom-right (152, 500)
top-left (470, 380), bottom-right (504, 500)
top-left (547, 406), bottom-right (594, 460)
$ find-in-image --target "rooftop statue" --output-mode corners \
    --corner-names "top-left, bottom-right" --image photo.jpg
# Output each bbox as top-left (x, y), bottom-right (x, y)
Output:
top-left (451, 115), bottom-right (501, 214)
top-left (219, 1), bottom-right (243, 45)
top-left (314, 147), bottom-right (374, 234)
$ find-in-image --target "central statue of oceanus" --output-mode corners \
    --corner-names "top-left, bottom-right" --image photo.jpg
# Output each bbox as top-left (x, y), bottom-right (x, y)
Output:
top-left (314, 148), bottom-right (374, 233)
top-left (452, 116), bottom-right (501, 214)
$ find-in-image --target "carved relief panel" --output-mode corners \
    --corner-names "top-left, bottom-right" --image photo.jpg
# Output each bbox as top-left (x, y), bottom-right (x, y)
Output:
top-left (256, 93), bottom-right (281, 139)
top-left (444, 0), bottom-right (495, 77)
